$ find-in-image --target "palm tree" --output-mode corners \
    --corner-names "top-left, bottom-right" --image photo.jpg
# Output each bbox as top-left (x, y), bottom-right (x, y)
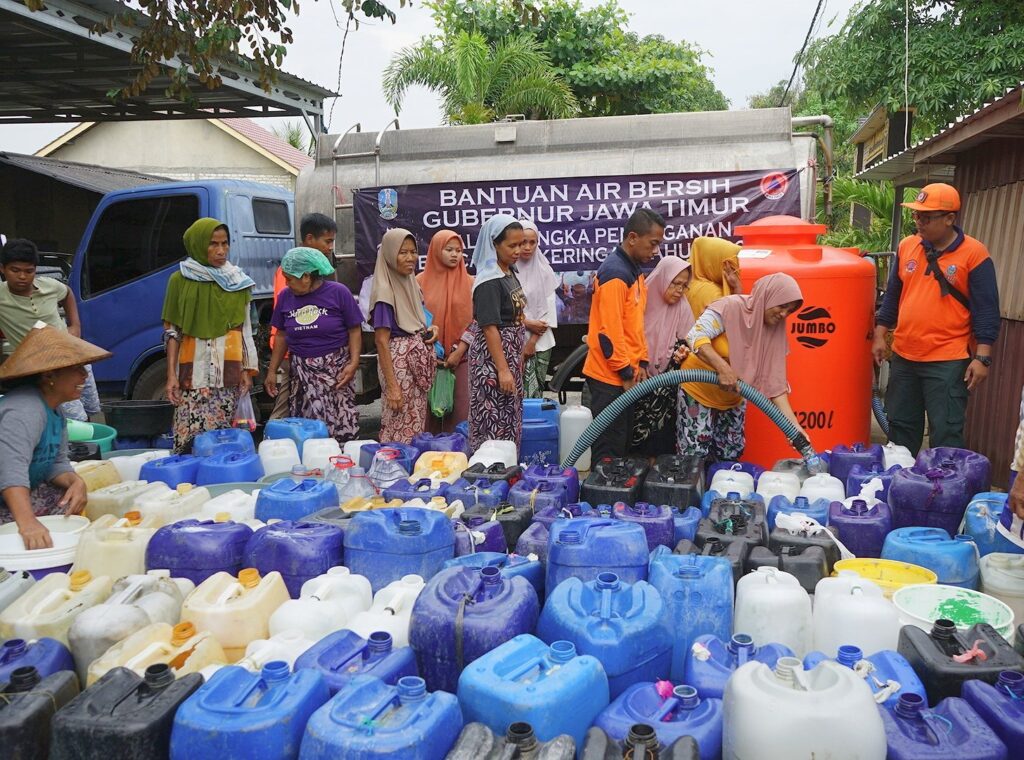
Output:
top-left (273, 120), bottom-right (314, 156)
top-left (383, 31), bottom-right (579, 124)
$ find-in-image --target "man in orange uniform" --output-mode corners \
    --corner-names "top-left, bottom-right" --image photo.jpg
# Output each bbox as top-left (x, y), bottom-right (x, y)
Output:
top-left (873, 183), bottom-right (1000, 454)
top-left (583, 209), bottom-right (664, 460)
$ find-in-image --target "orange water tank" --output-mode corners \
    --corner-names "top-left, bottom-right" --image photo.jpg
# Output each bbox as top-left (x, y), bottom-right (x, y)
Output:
top-left (732, 216), bottom-right (876, 468)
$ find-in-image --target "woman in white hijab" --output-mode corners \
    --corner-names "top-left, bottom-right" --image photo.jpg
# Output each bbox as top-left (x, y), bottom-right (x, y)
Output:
top-left (517, 218), bottom-right (560, 398)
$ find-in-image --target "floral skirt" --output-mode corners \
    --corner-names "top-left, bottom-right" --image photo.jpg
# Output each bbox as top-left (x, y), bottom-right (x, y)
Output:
top-left (173, 386), bottom-right (242, 454)
top-left (523, 349), bottom-right (552, 399)
top-left (0, 482), bottom-right (66, 524)
top-left (379, 335), bottom-right (435, 444)
top-left (469, 324), bottom-right (525, 452)
top-left (676, 387), bottom-right (746, 461)
top-left (290, 347), bottom-right (359, 445)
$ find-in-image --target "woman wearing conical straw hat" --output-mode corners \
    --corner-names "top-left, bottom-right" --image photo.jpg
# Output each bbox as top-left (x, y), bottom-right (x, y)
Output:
top-left (0, 322), bottom-right (112, 549)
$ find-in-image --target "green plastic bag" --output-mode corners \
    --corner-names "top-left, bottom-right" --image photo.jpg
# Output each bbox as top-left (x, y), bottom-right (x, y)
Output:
top-left (429, 367), bottom-right (455, 418)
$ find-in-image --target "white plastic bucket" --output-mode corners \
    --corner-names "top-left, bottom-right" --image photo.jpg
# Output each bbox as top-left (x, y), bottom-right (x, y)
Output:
top-left (0, 516), bottom-right (90, 576)
top-left (892, 583), bottom-right (1014, 641)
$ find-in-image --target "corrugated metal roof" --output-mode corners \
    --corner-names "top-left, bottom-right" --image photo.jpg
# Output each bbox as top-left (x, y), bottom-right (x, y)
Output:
top-left (0, 151), bottom-right (166, 194)
top-left (219, 119), bottom-right (314, 172)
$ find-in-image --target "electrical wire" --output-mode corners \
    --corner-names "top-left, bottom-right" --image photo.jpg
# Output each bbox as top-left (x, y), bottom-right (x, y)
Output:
top-left (779, 0), bottom-right (827, 107)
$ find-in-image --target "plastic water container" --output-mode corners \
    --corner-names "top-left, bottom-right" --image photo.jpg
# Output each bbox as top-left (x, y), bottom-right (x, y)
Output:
top-left (697, 505), bottom-right (767, 555)
top-left (468, 441), bottom-right (520, 470)
top-left (107, 450), bottom-right (172, 482)
top-left (269, 566), bottom-right (371, 640)
top-left (67, 573), bottom-right (192, 681)
top-left (880, 692), bottom-right (1006, 760)
top-left (535, 502), bottom-right (601, 530)
top-left (765, 495), bottom-right (829, 532)
top-left (344, 508), bottom-right (454, 593)
top-left (828, 497), bottom-right (893, 559)
top-left (829, 443), bottom-right (884, 485)
top-left (524, 398), bottom-right (560, 427)
top-left (196, 451), bottom-right (264, 485)
top-left (346, 574), bottom-right (425, 648)
top-left (594, 682), bottom-right (723, 760)
top-left (898, 619), bottom-right (1024, 703)
top-left (229, 629), bottom-right (320, 673)
top-left (641, 455), bottom-right (704, 509)
top-left (514, 522), bottom-right (550, 564)
top-left (522, 419), bottom-right (559, 466)
top-left (442, 553), bottom-right (544, 599)
top-left (85, 480), bottom-right (171, 521)
top-left (649, 547), bottom-right (734, 681)
top-left (137, 455), bottom-right (199, 489)
top-left (882, 527), bottom-right (980, 589)
top-left (299, 674), bottom-right (462, 760)
top-left (803, 645), bottom-right (926, 712)
top-left (537, 572), bottom-right (670, 698)
top-left (180, 569), bottom-right (290, 662)
top-left (0, 569), bottom-right (35, 614)
top-left (845, 463), bottom-right (900, 500)
top-left (722, 657), bottom-right (887, 760)
top-left (264, 417), bottom-right (329, 456)
top-left (980, 554), bottom-right (1024, 624)
top-left (301, 438), bottom-right (342, 475)
top-left (962, 671), bottom-right (1024, 754)
top-left (889, 466), bottom-right (972, 535)
top-left (456, 517), bottom-right (507, 555)
top-left (966, 493), bottom-right (1024, 557)
top-left (72, 459), bottom-right (122, 492)
top-left (582, 725), bottom-right (700, 760)
top-left (411, 451), bottom-right (469, 484)
top-left (509, 480), bottom-right (569, 517)
top-left (745, 545), bottom-right (828, 592)
top-left (917, 446), bottom-right (992, 496)
top-left (883, 442), bottom-right (916, 469)
top-left (768, 521), bottom-right (842, 574)
top-left (383, 477), bottom-right (451, 503)
top-left (255, 478), bottom-right (337, 522)
top-left (670, 507), bottom-right (702, 545)
top-left (410, 566), bottom-right (540, 692)
top-left (711, 460), bottom-right (765, 486)
top-left (708, 469), bottom-right (755, 499)
top-left (0, 667), bottom-right (80, 760)
top-left (146, 519), bottom-right (253, 585)
top-left (894, 583), bottom-right (1015, 642)
top-left (135, 484), bottom-right (211, 524)
top-left (812, 573), bottom-right (899, 657)
top-left (461, 460), bottom-right (522, 485)
top-left (198, 489), bottom-right (259, 522)
top-left (0, 570), bottom-right (112, 645)
top-left (461, 503), bottom-right (531, 551)
top-left (445, 478), bottom-right (510, 509)
top-left (523, 464), bottom-right (580, 504)
top-left (343, 439), bottom-right (376, 463)
top-left (447, 722), bottom-right (576, 760)
top-left (0, 637), bottom-right (73, 683)
top-left (733, 567), bottom-right (812, 657)
top-left (684, 633), bottom-right (793, 699)
top-left (411, 431), bottom-right (470, 457)
top-left (258, 438), bottom-right (301, 477)
top-left (798, 472), bottom-right (845, 503)
top-left (581, 457), bottom-right (649, 505)
top-left (457, 635), bottom-right (610, 752)
top-left (609, 502), bottom-right (672, 551)
top-left (243, 521), bottom-right (343, 597)
top-left (192, 428), bottom-right (256, 458)
top-left (339, 495), bottom-right (402, 514)
top-left (70, 512), bottom-right (158, 579)
top-left (0, 515), bottom-right (90, 579)
top-left (559, 404), bottom-right (593, 472)
top-left (546, 518), bottom-right (648, 592)
top-left (171, 661), bottom-right (330, 759)
top-left (358, 442), bottom-right (419, 473)
top-left (86, 621), bottom-right (226, 685)
top-left (294, 629), bottom-right (417, 695)
top-left (755, 472), bottom-right (801, 505)
top-left (675, 539), bottom-right (748, 587)
top-left (700, 489), bottom-right (764, 521)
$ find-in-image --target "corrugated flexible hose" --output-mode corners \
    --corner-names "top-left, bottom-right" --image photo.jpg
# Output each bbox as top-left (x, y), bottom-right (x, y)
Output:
top-left (560, 369), bottom-right (824, 471)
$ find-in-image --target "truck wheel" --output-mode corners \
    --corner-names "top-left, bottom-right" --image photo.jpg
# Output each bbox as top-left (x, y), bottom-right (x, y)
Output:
top-left (132, 359), bottom-right (169, 400)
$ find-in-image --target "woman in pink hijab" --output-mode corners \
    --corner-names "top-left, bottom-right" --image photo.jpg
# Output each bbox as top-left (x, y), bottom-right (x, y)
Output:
top-left (631, 255), bottom-right (693, 455)
top-left (677, 272), bottom-right (807, 460)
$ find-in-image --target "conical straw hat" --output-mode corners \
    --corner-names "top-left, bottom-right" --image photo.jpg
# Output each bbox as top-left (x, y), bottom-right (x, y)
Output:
top-left (0, 321), bottom-right (112, 381)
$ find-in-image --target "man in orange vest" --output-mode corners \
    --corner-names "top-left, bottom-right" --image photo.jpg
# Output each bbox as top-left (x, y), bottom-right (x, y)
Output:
top-left (873, 183), bottom-right (1000, 453)
top-left (269, 213), bottom-right (337, 419)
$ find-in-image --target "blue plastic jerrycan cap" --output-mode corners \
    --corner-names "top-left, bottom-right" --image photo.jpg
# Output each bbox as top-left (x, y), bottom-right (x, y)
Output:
top-left (596, 572), bottom-right (620, 590)
top-left (549, 641), bottom-right (576, 663)
top-left (836, 645), bottom-right (864, 668)
top-left (673, 685), bottom-right (700, 709)
top-left (367, 631), bottom-right (394, 654)
top-left (397, 676), bottom-right (427, 703)
top-left (894, 693), bottom-right (926, 718)
top-left (261, 660), bottom-right (291, 686)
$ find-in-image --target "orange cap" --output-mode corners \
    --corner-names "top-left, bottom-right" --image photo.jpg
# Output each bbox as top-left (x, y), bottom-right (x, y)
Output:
top-left (901, 183), bottom-right (961, 212)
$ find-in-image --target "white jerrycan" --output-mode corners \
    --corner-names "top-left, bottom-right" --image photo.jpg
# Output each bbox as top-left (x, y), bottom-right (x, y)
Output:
top-left (733, 567), bottom-right (812, 657)
top-left (268, 566), bottom-right (373, 640)
top-left (85, 480), bottom-right (172, 522)
top-left (346, 574), bottom-right (425, 648)
top-left (86, 620), bottom-right (227, 686)
top-left (813, 572), bottom-right (898, 658)
top-left (0, 570), bottom-right (113, 645)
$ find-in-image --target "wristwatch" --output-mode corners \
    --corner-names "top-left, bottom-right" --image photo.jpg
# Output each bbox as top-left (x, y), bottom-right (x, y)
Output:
top-left (973, 355), bottom-right (992, 367)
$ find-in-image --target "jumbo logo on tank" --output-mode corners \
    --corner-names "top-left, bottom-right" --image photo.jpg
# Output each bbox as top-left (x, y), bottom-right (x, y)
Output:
top-left (791, 305), bottom-right (836, 349)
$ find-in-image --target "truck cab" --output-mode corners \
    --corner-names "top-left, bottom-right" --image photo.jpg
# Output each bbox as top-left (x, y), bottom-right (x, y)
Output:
top-left (68, 179), bottom-right (294, 399)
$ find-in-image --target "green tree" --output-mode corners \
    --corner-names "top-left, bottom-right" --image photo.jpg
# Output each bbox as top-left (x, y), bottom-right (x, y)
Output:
top-left (383, 30), bottom-right (579, 124)
top-left (421, 0), bottom-right (728, 116)
top-left (274, 120), bottom-right (314, 156)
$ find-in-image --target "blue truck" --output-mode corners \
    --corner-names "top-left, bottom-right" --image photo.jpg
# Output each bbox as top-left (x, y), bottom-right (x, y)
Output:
top-left (69, 179), bottom-right (294, 399)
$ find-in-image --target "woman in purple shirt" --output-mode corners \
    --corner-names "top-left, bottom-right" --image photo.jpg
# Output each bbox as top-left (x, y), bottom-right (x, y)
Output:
top-left (265, 247), bottom-right (363, 445)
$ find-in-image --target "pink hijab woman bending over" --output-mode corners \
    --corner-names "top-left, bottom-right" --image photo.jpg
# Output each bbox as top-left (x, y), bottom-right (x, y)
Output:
top-left (677, 272), bottom-right (809, 461)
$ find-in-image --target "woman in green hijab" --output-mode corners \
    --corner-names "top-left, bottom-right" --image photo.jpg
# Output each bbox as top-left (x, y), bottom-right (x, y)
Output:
top-left (161, 218), bottom-right (258, 452)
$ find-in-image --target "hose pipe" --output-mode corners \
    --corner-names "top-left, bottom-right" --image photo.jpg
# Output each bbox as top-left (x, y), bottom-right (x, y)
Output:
top-left (560, 369), bottom-right (824, 471)
top-left (871, 390), bottom-right (890, 437)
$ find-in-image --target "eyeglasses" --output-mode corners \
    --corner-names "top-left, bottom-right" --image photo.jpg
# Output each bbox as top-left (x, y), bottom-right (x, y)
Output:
top-left (911, 211), bottom-right (951, 223)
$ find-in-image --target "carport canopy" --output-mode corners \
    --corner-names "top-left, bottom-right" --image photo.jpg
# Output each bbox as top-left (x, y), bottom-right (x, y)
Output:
top-left (0, 0), bottom-right (334, 127)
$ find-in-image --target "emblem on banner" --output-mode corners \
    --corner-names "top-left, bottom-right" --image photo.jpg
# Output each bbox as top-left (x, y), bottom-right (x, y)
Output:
top-left (378, 188), bottom-right (399, 220)
top-left (760, 172), bottom-right (789, 200)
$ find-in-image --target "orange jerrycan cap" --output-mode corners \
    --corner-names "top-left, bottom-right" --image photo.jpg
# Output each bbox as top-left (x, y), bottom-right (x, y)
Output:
top-left (171, 621), bottom-right (197, 645)
top-left (69, 570), bottom-right (92, 591)
top-left (124, 511), bottom-right (142, 525)
top-left (238, 568), bottom-right (261, 588)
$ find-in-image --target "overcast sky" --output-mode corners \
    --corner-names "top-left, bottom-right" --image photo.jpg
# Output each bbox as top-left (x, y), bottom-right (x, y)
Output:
top-left (0, 0), bottom-right (860, 154)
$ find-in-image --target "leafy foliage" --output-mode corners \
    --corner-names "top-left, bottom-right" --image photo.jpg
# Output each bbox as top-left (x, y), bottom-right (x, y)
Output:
top-left (421, 0), bottom-right (728, 116)
top-left (24, 0), bottom-right (410, 105)
top-left (274, 120), bottom-right (315, 155)
top-left (821, 178), bottom-right (916, 252)
top-left (383, 30), bottom-right (580, 124)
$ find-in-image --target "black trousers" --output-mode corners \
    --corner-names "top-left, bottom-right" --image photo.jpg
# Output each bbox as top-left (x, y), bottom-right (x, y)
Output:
top-left (586, 376), bottom-right (634, 461)
top-left (885, 353), bottom-right (970, 455)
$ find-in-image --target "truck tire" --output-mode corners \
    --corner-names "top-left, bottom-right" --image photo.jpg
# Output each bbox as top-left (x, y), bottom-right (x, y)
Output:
top-left (132, 359), bottom-right (168, 401)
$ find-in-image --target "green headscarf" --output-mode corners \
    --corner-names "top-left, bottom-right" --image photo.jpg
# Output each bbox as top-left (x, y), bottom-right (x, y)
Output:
top-left (281, 247), bottom-right (335, 278)
top-left (161, 218), bottom-right (252, 339)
